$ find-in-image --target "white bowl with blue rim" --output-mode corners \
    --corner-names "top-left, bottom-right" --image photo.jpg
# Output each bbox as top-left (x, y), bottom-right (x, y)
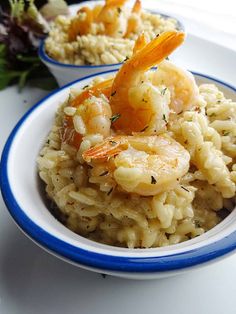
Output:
top-left (1, 69), bottom-right (235, 280)
top-left (39, 1), bottom-right (184, 87)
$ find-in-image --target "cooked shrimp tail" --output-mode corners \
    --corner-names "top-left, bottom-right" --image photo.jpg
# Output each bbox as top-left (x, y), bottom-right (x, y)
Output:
top-left (103, 0), bottom-right (127, 8)
top-left (68, 7), bottom-right (93, 40)
top-left (132, 0), bottom-right (141, 13)
top-left (83, 136), bottom-right (124, 161)
top-left (71, 78), bottom-right (113, 107)
top-left (124, 0), bottom-right (142, 37)
top-left (133, 32), bottom-right (148, 53)
top-left (83, 135), bottom-right (190, 196)
top-left (129, 31), bottom-right (184, 70)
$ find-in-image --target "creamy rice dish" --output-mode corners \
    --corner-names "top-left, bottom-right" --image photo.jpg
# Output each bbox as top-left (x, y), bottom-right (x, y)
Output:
top-left (38, 31), bottom-right (236, 248)
top-left (45, 0), bottom-right (179, 65)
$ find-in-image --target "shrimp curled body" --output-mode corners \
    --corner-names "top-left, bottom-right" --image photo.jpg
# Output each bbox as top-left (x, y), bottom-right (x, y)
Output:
top-left (83, 134), bottom-right (190, 196)
top-left (153, 60), bottom-right (199, 114)
top-left (110, 31), bottom-right (185, 134)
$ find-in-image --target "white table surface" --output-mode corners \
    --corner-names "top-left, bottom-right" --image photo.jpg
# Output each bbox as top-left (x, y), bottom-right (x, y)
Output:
top-left (1, 2), bottom-right (236, 313)
top-left (1, 68), bottom-right (236, 314)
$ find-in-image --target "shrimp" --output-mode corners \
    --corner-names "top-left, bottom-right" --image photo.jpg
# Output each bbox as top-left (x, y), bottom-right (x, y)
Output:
top-left (124, 0), bottom-right (142, 38)
top-left (83, 134), bottom-right (190, 196)
top-left (109, 31), bottom-right (185, 134)
top-left (96, 0), bottom-right (128, 37)
top-left (61, 79), bottom-right (113, 149)
top-left (132, 32), bottom-right (147, 54)
top-left (68, 5), bottom-right (103, 40)
top-left (71, 78), bottom-right (113, 107)
top-left (153, 60), bottom-right (200, 114)
top-left (74, 95), bottom-right (112, 137)
top-left (68, 7), bottom-right (94, 41)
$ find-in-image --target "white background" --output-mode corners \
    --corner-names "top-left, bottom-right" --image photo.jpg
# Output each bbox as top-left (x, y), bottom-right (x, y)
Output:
top-left (144, 0), bottom-right (236, 50)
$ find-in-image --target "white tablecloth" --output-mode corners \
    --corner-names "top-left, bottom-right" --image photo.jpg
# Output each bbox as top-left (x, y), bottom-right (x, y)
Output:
top-left (144, 0), bottom-right (236, 51)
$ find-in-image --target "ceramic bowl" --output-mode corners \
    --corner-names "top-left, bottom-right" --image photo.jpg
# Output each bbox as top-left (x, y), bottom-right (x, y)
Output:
top-left (1, 70), bottom-right (236, 280)
top-left (39, 1), bottom-right (184, 87)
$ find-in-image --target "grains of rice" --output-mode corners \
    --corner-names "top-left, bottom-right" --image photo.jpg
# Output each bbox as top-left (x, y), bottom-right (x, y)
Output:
top-left (37, 78), bottom-right (236, 248)
top-left (45, 8), bottom-right (180, 65)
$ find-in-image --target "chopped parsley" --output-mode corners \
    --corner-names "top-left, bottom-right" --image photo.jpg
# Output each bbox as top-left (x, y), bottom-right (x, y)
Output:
top-left (99, 171), bottom-right (109, 177)
top-left (82, 85), bottom-right (89, 90)
top-left (181, 186), bottom-right (189, 192)
top-left (161, 87), bottom-right (167, 95)
top-left (151, 176), bottom-right (157, 184)
top-left (140, 125), bottom-right (149, 132)
top-left (110, 113), bottom-right (121, 123)
top-left (67, 94), bottom-right (72, 105)
top-left (107, 187), bottom-right (113, 195)
top-left (208, 112), bottom-right (216, 117)
top-left (109, 140), bottom-right (117, 146)
top-left (162, 114), bottom-right (167, 123)
top-left (222, 130), bottom-right (230, 136)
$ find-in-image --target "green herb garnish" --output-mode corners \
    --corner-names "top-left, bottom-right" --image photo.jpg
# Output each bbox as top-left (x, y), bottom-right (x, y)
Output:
top-left (208, 112), bottom-right (216, 117)
top-left (151, 176), bottom-right (157, 184)
top-left (162, 114), bottom-right (167, 123)
top-left (82, 85), bottom-right (89, 90)
top-left (110, 113), bottom-right (121, 123)
top-left (181, 186), bottom-right (189, 192)
top-left (195, 220), bottom-right (201, 228)
top-left (109, 140), bottom-right (117, 146)
top-left (107, 187), bottom-right (113, 195)
top-left (140, 125), bottom-right (148, 132)
top-left (222, 130), bottom-right (230, 136)
top-left (99, 171), bottom-right (109, 177)
top-left (161, 87), bottom-right (167, 95)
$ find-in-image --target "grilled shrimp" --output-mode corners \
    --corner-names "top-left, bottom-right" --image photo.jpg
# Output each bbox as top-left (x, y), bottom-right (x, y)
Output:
top-left (96, 0), bottom-right (128, 37)
top-left (83, 134), bottom-right (190, 196)
top-left (110, 31), bottom-right (185, 134)
top-left (153, 60), bottom-right (200, 114)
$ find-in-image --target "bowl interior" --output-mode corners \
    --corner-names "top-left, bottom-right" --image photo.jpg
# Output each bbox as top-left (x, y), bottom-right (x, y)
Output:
top-left (1, 70), bottom-right (236, 272)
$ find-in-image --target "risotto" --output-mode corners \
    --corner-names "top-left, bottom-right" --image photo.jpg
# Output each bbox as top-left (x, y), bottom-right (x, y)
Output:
top-left (38, 31), bottom-right (236, 248)
top-left (45, 0), bottom-right (180, 65)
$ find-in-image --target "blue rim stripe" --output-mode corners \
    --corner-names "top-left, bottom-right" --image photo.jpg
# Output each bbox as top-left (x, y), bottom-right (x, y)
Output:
top-left (1, 70), bottom-right (236, 273)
